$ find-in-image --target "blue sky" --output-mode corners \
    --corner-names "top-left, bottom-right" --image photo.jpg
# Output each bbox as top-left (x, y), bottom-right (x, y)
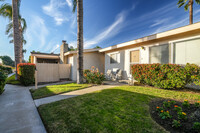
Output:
top-left (0, 0), bottom-right (200, 60)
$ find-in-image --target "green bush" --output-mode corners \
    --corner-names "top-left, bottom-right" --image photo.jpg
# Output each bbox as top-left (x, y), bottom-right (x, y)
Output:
top-left (0, 71), bottom-right (7, 94)
top-left (17, 63), bottom-right (35, 86)
top-left (84, 66), bottom-right (105, 84)
top-left (131, 63), bottom-right (200, 89)
top-left (0, 65), bottom-right (12, 74)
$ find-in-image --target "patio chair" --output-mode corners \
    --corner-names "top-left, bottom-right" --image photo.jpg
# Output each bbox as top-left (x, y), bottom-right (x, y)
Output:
top-left (115, 69), bottom-right (122, 80)
top-left (106, 69), bottom-right (113, 80)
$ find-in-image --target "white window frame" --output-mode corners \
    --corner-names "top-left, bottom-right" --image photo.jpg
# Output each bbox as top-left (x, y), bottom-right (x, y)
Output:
top-left (148, 43), bottom-right (170, 64)
top-left (169, 35), bottom-right (200, 64)
top-left (108, 51), bottom-right (120, 64)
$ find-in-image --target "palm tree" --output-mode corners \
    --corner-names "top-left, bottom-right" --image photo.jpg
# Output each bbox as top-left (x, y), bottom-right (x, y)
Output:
top-left (73, 0), bottom-right (84, 84)
top-left (0, 0), bottom-right (24, 78)
top-left (6, 17), bottom-right (27, 62)
top-left (12, 0), bottom-right (22, 79)
top-left (178, 0), bottom-right (200, 24)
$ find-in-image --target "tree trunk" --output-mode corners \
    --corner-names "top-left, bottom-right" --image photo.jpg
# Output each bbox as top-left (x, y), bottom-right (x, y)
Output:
top-left (12, 0), bottom-right (21, 79)
top-left (77, 0), bottom-right (84, 84)
top-left (189, 0), bottom-right (193, 24)
top-left (19, 22), bottom-right (23, 63)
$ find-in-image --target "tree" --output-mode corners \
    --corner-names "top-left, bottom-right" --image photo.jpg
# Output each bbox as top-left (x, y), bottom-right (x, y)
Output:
top-left (94, 46), bottom-right (101, 49)
top-left (0, 0), bottom-right (24, 79)
top-left (0, 2), bottom-right (27, 63)
top-left (73, 0), bottom-right (84, 84)
top-left (178, 0), bottom-right (200, 24)
top-left (12, 0), bottom-right (22, 79)
top-left (0, 55), bottom-right (15, 67)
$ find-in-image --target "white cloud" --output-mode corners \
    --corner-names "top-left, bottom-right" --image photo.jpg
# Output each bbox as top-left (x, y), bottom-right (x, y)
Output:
top-left (51, 44), bottom-right (60, 53)
top-left (66, 0), bottom-right (72, 8)
top-left (84, 10), bottom-right (127, 48)
top-left (152, 8), bottom-right (200, 34)
top-left (25, 15), bottom-right (49, 49)
top-left (42, 0), bottom-right (69, 25)
top-left (150, 18), bottom-right (171, 28)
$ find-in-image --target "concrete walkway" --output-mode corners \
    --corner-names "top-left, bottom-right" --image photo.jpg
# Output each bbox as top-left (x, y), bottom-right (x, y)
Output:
top-left (34, 85), bottom-right (119, 107)
top-left (0, 84), bottom-right (46, 133)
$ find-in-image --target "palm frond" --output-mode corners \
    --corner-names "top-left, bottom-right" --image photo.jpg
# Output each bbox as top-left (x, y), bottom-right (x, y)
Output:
top-left (5, 21), bottom-right (13, 35)
top-left (184, 4), bottom-right (189, 11)
top-left (23, 39), bottom-right (27, 45)
top-left (8, 33), bottom-right (13, 38)
top-left (72, 0), bottom-right (77, 13)
top-left (20, 18), bottom-right (27, 33)
top-left (9, 39), bottom-right (13, 44)
top-left (195, 0), bottom-right (200, 4)
top-left (178, 2), bottom-right (186, 8)
top-left (0, 3), bottom-right (12, 19)
top-left (178, 0), bottom-right (185, 5)
top-left (22, 49), bottom-right (27, 54)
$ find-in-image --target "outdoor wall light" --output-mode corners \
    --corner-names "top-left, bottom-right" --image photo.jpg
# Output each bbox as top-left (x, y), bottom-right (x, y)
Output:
top-left (141, 46), bottom-right (145, 50)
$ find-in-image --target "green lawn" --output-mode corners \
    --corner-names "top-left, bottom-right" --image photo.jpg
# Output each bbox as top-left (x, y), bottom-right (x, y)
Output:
top-left (38, 86), bottom-right (200, 133)
top-left (6, 74), bottom-right (21, 85)
top-left (30, 83), bottom-right (92, 99)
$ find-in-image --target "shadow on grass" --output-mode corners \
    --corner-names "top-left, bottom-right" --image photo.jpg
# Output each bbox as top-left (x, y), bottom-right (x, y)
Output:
top-left (38, 88), bottom-right (170, 133)
top-left (30, 84), bottom-right (92, 100)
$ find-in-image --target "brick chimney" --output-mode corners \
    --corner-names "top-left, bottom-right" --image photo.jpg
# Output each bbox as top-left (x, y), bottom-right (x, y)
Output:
top-left (60, 40), bottom-right (68, 64)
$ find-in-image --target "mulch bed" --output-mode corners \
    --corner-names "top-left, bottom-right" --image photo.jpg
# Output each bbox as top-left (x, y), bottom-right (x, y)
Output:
top-left (149, 99), bottom-right (200, 133)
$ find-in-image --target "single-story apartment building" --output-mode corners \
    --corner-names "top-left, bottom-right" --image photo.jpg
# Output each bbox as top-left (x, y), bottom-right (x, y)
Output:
top-left (31, 22), bottom-right (200, 81)
top-left (100, 22), bottom-right (200, 79)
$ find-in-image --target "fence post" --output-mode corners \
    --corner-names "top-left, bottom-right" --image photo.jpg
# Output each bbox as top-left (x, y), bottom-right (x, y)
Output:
top-left (35, 70), bottom-right (38, 89)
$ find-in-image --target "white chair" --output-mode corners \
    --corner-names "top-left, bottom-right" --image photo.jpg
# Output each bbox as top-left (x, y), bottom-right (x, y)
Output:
top-left (116, 69), bottom-right (122, 80)
top-left (106, 69), bottom-right (113, 80)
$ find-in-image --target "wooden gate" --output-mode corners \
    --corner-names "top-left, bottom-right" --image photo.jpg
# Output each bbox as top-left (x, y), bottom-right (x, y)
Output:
top-left (36, 63), bottom-right (71, 83)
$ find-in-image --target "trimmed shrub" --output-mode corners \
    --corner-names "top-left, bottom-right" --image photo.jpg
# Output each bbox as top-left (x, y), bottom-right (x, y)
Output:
top-left (0, 65), bottom-right (12, 74)
top-left (0, 71), bottom-right (7, 94)
top-left (84, 66), bottom-right (105, 84)
top-left (131, 63), bottom-right (200, 89)
top-left (17, 63), bottom-right (35, 86)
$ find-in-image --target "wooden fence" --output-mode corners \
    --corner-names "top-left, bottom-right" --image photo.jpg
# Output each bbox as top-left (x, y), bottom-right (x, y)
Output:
top-left (36, 63), bottom-right (71, 83)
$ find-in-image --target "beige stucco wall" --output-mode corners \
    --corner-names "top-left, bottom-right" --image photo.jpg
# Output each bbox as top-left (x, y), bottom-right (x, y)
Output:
top-left (66, 52), bottom-right (105, 81)
top-left (105, 33), bottom-right (200, 80)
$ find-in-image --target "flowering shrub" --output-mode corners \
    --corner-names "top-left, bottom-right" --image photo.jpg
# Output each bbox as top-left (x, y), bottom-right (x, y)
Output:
top-left (182, 100), bottom-right (190, 108)
top-left (131, 63), bottom-right (200, 89)
top-left (156, 106), bottom-right (163, 112)
top-left (17, 63), bottom-right (35, 86)
top-left (152, 99), bottom-right (200, 131)
top-left (174, 105), bottom-right (182, 112)
top-left (159, 110), bottom-right (172, 119)
top-left (0, 71), bottom-right (7, 95)
top-left (163, 101), bottom-right (172, 108)
top-left (84, 66), bottom-right (105, 84)
top-left (172, 119), bottom-right (181, 128)
top-left (177, 112), bottom-right (187, 120)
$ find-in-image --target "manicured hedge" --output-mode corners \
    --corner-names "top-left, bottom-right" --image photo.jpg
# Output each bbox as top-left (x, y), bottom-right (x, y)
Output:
top-left (0, 71), bottom-right (7, 94)
top-left (17, 63), bottom-right (35, 86)
top-left (0, 65), bottom-right (12, 75)
top-left (131, 63), bottom-right (200, 89)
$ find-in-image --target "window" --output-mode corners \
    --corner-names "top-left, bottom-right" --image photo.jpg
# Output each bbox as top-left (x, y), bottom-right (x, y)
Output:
top-left (149, 44), bottom-right (169, 64)
top-left (174, 38), bottom-right (200, 65)
top-left (130, 50), bottom-right (140, 64)
top-left (110, 53), bottom-right (119, 64)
